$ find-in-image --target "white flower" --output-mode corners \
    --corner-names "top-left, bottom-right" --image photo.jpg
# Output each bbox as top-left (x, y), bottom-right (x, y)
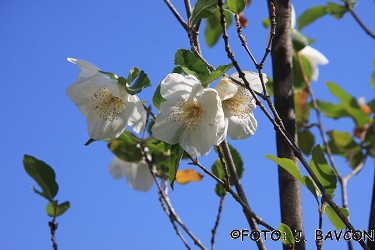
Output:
top-left (66, 58), bottom-right (146, 140)
top-left (291, 5), bottom-right (328, 82)
top-left (151, 73), bottom-right (226, 158)
top-left (109, 157), bottom-right (154, 192)
top-left (216, 71), bottom-right (267, 140)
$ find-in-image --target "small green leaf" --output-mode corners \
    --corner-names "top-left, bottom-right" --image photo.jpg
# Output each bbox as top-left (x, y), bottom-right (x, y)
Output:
top-left (174, 49), bottom-right (209, 82)
top-left (226, 0), bottom-right (246, 14)
top-left (23, 155), bottom-right (59, 202)
top-left (127, 67), bottom-right (141, 83)
top-left (265, 76), bottom-right (273, 96)
top-left (292, 30), bottom-right (316, 52)
top-left (201, 63), bottom-right (233, 87)
top-left (326, 2), bottom-right (348, 19)
top-left (279, 223), bottom-right (295, 245)
top-left (190, 0), bottom-right (218, 25)
top-left (262, 17), bottom-right (270, 28)
top-left (84, 138), bottom-right (96, 146)
top-left (108, 132), bottom-right (143, 162)
top-left (46, 201), bottom-right (70, 217)
top-left (310, 145), bottom-right (337, 196)
top-left (326, 81), bottom-right (369, 126)
top-left (297, 5), bottom-right (328, 31)
top-left (205, 8), bottom-right (232, 47)
top-left (152, 84), bottom-right (166, 111)
top-left (293, 54), bottom-right (312, 90)
top-left (325, 206), bottom-right (349, 230)
top-left (169, 144), bottom-right (184, 189)
top-left (298, 129), bottom-right (315, 155)
top-left (316, 100), bottom-right (349, 119)
top-left (126, 71), bottom-right (151, 95)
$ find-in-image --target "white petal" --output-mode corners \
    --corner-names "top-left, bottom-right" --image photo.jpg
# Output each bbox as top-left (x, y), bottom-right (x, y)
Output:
top-left (215, 76), bottom-right (238, 100)
top-left (291, 4), bottom-right (296, 29)
top-left (231, 71), bottom-right (267, 93)
top-left (125, 160), bottom-right (154, 192)
top-left (300, 46), bottom-right (328, 82)
top-left (68, 58), bottom-right (100, 78)
top-left (125, 95), bottom-right (146, 133)
top-left (226, 108), bottom-right (258, 140)
top-left (160, 74), bottom-right (202, 100)
top-left (109, 157), bottom-right (128, 180)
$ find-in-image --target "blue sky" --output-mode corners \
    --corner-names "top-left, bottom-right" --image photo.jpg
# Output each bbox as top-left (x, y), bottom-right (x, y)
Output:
top-left (1, 1), bottom-right (374, 249)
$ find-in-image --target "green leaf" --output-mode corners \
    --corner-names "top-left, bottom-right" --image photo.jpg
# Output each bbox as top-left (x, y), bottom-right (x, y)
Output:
top-left (293, 54), bottom-right (312, 89)
top-left (294, 91), bottom-right (310, 127)
top-left (297, 5), bottom-right (328, 31)
top-left (371, 60), bottom-right (375, 89)
top-left (152, 84), bottom-right (166, 111)
top-left (84, 138), bottom-right (96, 146)
top-left (265, 76), bottom-right (273, 96)
top-left (126, 70), bottom-right (151, 95)
top-left (23, 155), bottom-right (59, 202)
top-left (201, 63), bottom-right (233, 87)
top-left (326, 81), bottom-right (369, 126)
top-left (316, 100), bottom-right (349, 119)
top-left (226, 0), bottom-right (246, 14)
top-left (205, 8), bottom-right (233, 47)
top-left (169, 144), bottom-right (184, 189)
top-left (262, 17), bottom-right (270, 28)
top-left (325, 206), bottom-right (349, 230)
top-left (46, 201), bottom-right (70, 217)
top-left (126, 67), bottom-right (141, 83)
top-left (292, 30), bottom-right (316, 52)
top-left (190, 0), bottom-right (218, 25)
top-left (368, 99), bottom-right (375, 113)
top-left (310, 145), bottom-right (337, 196)
top-left (279, 223), bottom-right (295, 245)
top-left (174, 49), bottom-right (209, 82)
top-left (326, 2), bottom-right (348, 19)
top-left (298, 129), bottom-right (315, 155)
top-left (108, 132), bottom-right (143, 162)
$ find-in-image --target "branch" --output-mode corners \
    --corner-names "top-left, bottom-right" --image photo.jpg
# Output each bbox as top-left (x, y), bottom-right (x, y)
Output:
top-left (345, 2), bottom-right (375, 39)
top-left (211, 196), bottom-right (225, 250)
top-left (164, 0), bottom-right (189, 31)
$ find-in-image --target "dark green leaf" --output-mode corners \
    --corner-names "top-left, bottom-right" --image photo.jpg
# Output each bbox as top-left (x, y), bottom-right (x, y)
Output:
top-left (316, 100), bottom-right (349, 119)
top-left (108, 132), bottom-right (143, 162)
top-left (292, 30), bottom-right (316, 52)
top-left (297, 5), bottom-right (328, 31)
top-left (23, 155), bottom-right (59, 202)
top-left (279, 223), bottom-right (295, 245)
top-left (326, 2), bottom-right (348, 19)
top-left (127, 67), bottom-right (141, 83)
top-left (298, 130), bottom-right (315, 155)
top-left (84, 138), bottom-right (96, 146)
top-left (293, 54), bottom-right (312, 89)
top-left (172, 66), bottom-right (183, 74)
top-left (205, 8), bottom-right (232, 47)
top-left (325, 206), bottom-right (349, 230)
top-left (174, 49), bottom-right (209, 82)
top-left (201, 63), bottom-right (233, 87)
top-left (266, 76), bottom-right (273, 96)
top-left (368, 99), bottom-right (375, 113)
top-left (262, 17), bottom-right (271, 28)
top-left (190, 0), bottom-right (218, 25)
top-left (169, 144), bottom-right (184, 189)
top-left (310, 145), bottom-right (337, 196)
top-left (214, 184), bottom-right (227, 197)
top-left (126, 71), bottom-right (151, 95)
top-left (46, 201), bottom-right (70, 217)
top-left (326, 81), bottom-right (369, 126)
top-left (152, 84), bottom-right (166, 111)
top-left (227, 0), bottom-right (246, 14)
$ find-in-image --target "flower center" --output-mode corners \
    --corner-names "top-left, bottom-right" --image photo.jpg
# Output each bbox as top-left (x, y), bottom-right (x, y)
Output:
top-left (169, 98), bottom-right (206, 130)
top-left (91, 87), bottom-right (127, 121)
top-left (223, 86), bottom-right (254, 119)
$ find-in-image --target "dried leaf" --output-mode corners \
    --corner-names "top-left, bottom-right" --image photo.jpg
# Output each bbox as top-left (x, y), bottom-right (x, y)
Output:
top-left (176, 169), bottom-right (203, 185)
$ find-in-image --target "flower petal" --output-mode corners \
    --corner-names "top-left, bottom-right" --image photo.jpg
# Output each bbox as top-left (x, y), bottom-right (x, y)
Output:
top-left (125, 95), bottom-right (147, 134)
top-left (215, 76), bottom-right (238, 100)
top-left (300, 46), bottom-right (328, 82)
top-left (231, 71), bottom-right (267, 93)
top-left (68, 58), bottom-right (100, 78)
top-left (161, 74), bottom-right (202, 100)
top-left (109, 157), bottom-right (129, 180)
top-left (226, 108), bottom-right (257, 140)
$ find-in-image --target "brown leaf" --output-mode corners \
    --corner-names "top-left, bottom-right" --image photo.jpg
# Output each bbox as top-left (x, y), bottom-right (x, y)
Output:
top-left (239, 13), bottom-right (248, 28)
top-left (298, 88), bottom-right (309, 111)
top-left (176, 169), bottom-right (203, 185)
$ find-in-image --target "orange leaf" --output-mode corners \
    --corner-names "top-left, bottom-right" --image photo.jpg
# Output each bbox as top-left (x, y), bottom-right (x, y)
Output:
top-left (239, 14), bottom-right (248, 28)
top-left (176, 169), bottom-right (203, 185)
top-left (298, 88), bottom-right (309, 111)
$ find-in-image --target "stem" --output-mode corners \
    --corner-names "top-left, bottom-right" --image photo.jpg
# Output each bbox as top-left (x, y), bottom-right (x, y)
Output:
top-left (211, 197), bottom-right (225, 250)
top-left (345, 2), bottom-right (375, 39)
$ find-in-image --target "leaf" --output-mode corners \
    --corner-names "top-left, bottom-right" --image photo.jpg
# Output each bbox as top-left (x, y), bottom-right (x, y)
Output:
top-left (325, 206), bottom-right (349, 230)
top-left (226, 0), bottom-right (246, 14)
top-left (126, 71), bottom-right (152, 95)
top-left (316, 100), bottom-right (349, 119)
top-left (326, 2), bottom-right (348, 19)
top-left (262, 17), bottom-right (270, 28)
top-left (205, 8), bottom-right (233, 47)
top-left (310, 145), bottom-right (337, 196)
top-left (292, 30), bottom-right (316, 52)
top-left (176, 169), bottom-right (203, 184)
top-left (23, 155), bottom-right (59, 202)
top-left (279, 223), bottom-right (295, 246)
top-left (46, 201), bottom-right (70, 217)
top-left (293, 54), bottom-right (312, 90)
top-left (127, 67), bottom-right (141, 83)
top-left (190, 0), bottom-right (218, 25)
top-left (371, 60), bottom-right (375, 89)
top-left (265, 76), bottom-right (273, 96)
top-left (297, 5), bottom-right (328, 31)
top-left (298, 129), bottom-right (315, 156)
top-left (152, 83), bottom-right (166, 111)
top-left (84, 138), bottom-right (96, 146)
top-left (169, 144), bottom-right (184, 189)
top-left (201, 63), bottom-right (233, 87)
top-left (174, 49), bottom-right (209, 82)
top-left (326, 81), bottom-right (369, 127)
top-left (294, 90), bottom-right (310, 127)
top-left (108, 132), bottom-right (143, 162)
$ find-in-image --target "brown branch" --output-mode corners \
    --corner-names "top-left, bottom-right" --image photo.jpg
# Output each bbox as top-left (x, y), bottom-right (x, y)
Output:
top-left (345, 2), bottom-right (375, 39)
top-left (211, 196), bottom-right (225, 250)
top-left (216, 145), bottom-right (230, 190)
top-left (164, 0), bottom-right (189, 31)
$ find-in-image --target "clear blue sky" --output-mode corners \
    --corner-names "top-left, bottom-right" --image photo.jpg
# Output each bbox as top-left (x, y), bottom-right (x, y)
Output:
top-left (1, 1), bottom-right (374, 249)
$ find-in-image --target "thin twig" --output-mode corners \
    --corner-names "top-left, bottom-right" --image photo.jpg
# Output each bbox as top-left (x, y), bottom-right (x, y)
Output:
top-left (184, 0), bottom-right (192, 19)
top-left (216, 145), bottom-right (230, 190)
top-left (211, 196), bottom-right (225, 250)
top-left (164, 0), bottom-right (189, 31)
top-left (345, 2), bottom-right (375, 39)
